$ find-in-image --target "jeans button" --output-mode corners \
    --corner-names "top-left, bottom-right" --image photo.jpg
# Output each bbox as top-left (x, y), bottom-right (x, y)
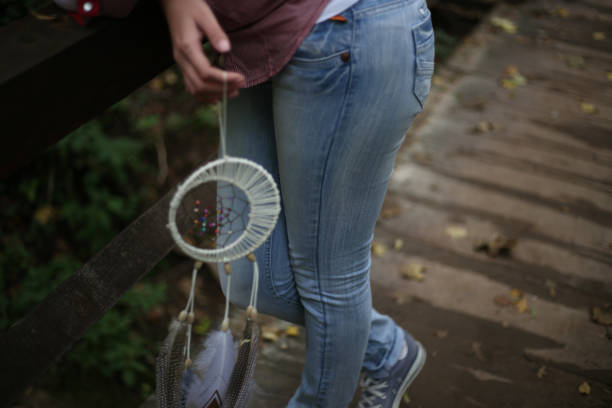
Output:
top-left (341, 52), bottom-right (350, 62)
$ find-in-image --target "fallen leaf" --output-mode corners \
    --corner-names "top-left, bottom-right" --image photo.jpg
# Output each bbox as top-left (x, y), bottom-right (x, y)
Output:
top-left (149, 77), bottom-right (164, 91)
top-left (474, 235), bottom-right (517, 257)
top-left (285, 326), bottom-right (300, 337)
top-left (537, 366), bottom-right (547, 379)
top-left (591, 306), bottom-right (612, 326)
top-left (411, 151), bottom-right (433, 164)
top-left (505, 65), bottom-right (519, 76)
top-left (578, 381), bottom-right (591, 395)
top-left (380, 201), bottom-right (402, 219)
top-left (516, 297), bottom-right (528, 314)
top-left (436, 329), bottom-right (448, 339)
top-left (402, 394), bottom-right (411, 404)
top-left (555, 7), bottom-right (570, 18)
top-left (261, 326), bottom-right (280, 342)
top-left (593, 32), bottom-right (606, 41)
top-left (393, 238), bottom-right (404, 250)
top-left (474, 121), bottom-right (495, 133)
top-left (545, 279), bottom-right (557, 297)
top-left (563, 54), bottom-right (586, 69)
top-left (472, 341), bottom-right (486, 362)
top-left (494, 294), bottom-right (513, 307)
top-left (446, 225), bottom-right (468, 239)
top-left (581, 102), bottom-right (598, 114)
top-left (491, 16), bottom-right (517, 34)
top-left (607, 71), bottom-right (612, 82)
top-left (163, 70), bottom-right (178, 85)
top-left (510, 288), bottom-right (523, 299)
top-left (34, 205), bottom-right (55, 225)
top-left (392, 291), bottom-right (412, 305)
top-left (400, 263), bottom-right (426, 282)
top-left (371, 242), bottom-right (387, 257)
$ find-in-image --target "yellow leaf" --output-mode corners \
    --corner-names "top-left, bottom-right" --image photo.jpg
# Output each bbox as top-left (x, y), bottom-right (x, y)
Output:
top-left (578, 381), bottom-right (591, 395)
top-left (371, 242), bottom-right (387, 257)
top-left (261, 326), bottom-right (280, 342)
top-left (446, 226), bottom-right (467, 239)
top-left (516, 297), bottom-right (528, 313)
top-left (502, 79), bottom-right (516, 90)
top-left (435, 329), bottom-right (448, 339)
top-left (556, 7), bottom-right (570, 18)
top-left (537, 366), bottom-right (547, 378)
top-left (606, 71), bottom-right (612, 81)
top-left (149, 77), bottom-right (164, 91)
top-left (510, 288), bottom-right (523, 299)
top-left (393, 238), bottom-right (404, 250)
top-left (593, 32), bottom-right (606, 41)
top-left (581, 102), bottom-right (598, 114)
top-left (285, 326), bottom-right (300, 337)
top-left (34, 205), bottom-right (55, 225)
top-left (505, 65), bottom-right (519, 76)
top-left (491, 16), bottom-right (517, 34)
top-left (400, 263), bottom-right (426, 282)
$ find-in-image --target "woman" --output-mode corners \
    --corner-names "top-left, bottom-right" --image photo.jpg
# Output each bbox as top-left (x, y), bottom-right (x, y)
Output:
top-left (161, 0), bottom-right (434, 406)
top-left (60, 0), bottom-right (434, 405)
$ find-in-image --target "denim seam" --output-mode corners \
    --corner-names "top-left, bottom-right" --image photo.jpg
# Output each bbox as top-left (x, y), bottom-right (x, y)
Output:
top-left (311, 11), bottom-right (356, 407)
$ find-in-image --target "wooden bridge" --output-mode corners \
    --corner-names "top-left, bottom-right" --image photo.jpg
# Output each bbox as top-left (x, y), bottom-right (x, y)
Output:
top-left (1, 0), bottom-right (611, 407)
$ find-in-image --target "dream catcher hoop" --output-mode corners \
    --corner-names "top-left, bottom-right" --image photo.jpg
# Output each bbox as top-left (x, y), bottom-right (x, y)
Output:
top-left (157, 73), bottom-right (281, 408)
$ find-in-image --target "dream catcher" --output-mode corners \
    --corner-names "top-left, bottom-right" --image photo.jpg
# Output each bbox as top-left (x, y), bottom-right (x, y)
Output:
top-left (157, 74), bottom-right (281, 408)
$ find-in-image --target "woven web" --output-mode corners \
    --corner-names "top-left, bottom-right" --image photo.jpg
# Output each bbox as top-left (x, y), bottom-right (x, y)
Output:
top-left (177, 180), bottom-right (251, 250)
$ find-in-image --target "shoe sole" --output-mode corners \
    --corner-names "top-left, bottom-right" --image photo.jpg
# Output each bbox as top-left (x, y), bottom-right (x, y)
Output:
top-left (392, 341), bottom-right (426, 408)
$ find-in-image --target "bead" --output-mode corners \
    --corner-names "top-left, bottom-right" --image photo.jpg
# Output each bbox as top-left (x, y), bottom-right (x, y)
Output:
top-left (195, 200), bottom-right (200, 205)
top-left (193, 219), bottom-right (198, 224)
top-left (224, 262), bottom-right (232, 275)
top-left (178, 310), bottom-right (187, 322)
top-left (221, 318), bottom-right (229, 332)
top-left (185, 358), bottom-right (192, 368)
top-left (194, 208), bottom-right (199, 212)
top-left (247, 306), bottom-right (258, 320)
top-left (247, 253), bottom-right (256, 263)
top-left (195, 261), bottom-right (203, 269)
top-left (187, 312), bottom-right (195, 324)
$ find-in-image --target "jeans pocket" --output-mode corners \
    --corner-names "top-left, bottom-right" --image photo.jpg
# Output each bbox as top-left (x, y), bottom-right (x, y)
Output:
top-left (412, 11), bottom-right (435, 110)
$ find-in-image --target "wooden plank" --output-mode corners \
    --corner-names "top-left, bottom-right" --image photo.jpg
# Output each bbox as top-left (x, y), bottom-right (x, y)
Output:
top-left (0, 185), bottom-right (177, 407)
top-left (0, 1), bottom-right (173, 180)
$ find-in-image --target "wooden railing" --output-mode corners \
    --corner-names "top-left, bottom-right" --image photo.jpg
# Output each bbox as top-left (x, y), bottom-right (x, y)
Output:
top-left (0, 3), bottom-right (179, 406)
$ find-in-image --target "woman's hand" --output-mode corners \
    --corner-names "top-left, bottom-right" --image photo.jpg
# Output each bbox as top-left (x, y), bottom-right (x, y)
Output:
top-left (160, 0), bottom-right (246, 103)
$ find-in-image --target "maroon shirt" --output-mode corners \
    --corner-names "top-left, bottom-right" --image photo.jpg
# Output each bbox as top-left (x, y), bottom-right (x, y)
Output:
top-left (78, 0), bottom-right (331, 87)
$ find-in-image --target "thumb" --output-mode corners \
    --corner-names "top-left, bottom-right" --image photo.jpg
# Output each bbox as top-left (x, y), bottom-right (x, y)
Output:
top-left (197, 4), bottom-right (231, 53)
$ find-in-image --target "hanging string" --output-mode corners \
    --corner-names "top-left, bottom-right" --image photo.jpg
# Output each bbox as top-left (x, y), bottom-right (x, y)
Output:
top-left (180, 261), bottom-right (202, 366)
top-left (217, 72), bottom-right (228, 159)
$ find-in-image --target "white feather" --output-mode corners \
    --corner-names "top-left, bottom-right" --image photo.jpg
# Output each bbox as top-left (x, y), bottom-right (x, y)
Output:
top-left (185, 329), bottom-right (237, 408)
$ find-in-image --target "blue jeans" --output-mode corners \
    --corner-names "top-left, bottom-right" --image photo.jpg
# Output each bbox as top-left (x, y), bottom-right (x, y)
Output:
top-left (218, 0), bottom-right (434, 406)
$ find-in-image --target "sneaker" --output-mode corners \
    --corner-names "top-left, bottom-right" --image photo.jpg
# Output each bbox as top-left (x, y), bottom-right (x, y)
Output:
top-left (358, 332), bottom-right (426, 408)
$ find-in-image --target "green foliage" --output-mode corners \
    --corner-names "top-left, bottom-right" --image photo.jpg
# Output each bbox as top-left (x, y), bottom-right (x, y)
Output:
top-left (68, 283), bottom-right (167, 388)
top-left (0, 118), bottom-right (165, 391)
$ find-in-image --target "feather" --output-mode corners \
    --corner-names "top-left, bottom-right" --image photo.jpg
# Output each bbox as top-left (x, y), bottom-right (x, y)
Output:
top-left (156, 319), bottom-right (188, 408)
top-left (185, 329), bottom-right (237, 408)
top-left (222, 319), bottom-right (260, 408)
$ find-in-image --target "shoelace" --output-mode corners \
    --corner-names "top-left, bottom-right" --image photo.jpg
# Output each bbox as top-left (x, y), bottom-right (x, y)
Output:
top-left (358, 376), bottom-right (389, 408)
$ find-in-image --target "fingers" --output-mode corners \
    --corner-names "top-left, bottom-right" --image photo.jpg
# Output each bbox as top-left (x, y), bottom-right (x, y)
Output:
top-left (164, 0), bottom-right (246, 102)
top-left (196, 3), bottom-right (231, 54)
